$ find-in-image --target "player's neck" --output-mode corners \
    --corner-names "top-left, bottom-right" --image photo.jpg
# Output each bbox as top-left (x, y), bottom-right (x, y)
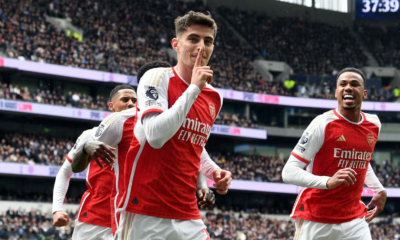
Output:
top-left (338, 107), bottom-right (362, 122)
top-left (175, 62), bottom-right (192, 85)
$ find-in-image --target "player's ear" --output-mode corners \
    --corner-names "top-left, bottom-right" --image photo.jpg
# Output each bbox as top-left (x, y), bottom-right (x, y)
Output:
top-left (363, 89), bottom-right (367, 99)
top-left (108, 102), bottom-right (114, 112)
top-left (172, 38), bottom-right (179, 52)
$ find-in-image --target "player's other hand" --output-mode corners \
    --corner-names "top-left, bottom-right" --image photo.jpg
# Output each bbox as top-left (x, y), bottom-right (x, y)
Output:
top-left (84, 141), bottom-right (116, 169)
top-left (197, 188), bottom-right (215, 210)
top-left (327, 168), bottom-right (357, 189)
top-left (366, 190), bottom-right (387, 223)
top-left (53, 211), bottom-right (69, 227)
top-left (213, 170), bottom-right (232, 195)
top-left (191, 47), bottom-right (213, 90)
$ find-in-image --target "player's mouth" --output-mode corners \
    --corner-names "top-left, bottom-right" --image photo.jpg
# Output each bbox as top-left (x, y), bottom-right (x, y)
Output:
top-left (342, 94), bottom-right (355, 104)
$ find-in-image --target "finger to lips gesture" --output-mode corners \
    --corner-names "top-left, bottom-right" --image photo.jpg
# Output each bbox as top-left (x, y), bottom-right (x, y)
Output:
top-left (191, 47), bottom-right (213, 90)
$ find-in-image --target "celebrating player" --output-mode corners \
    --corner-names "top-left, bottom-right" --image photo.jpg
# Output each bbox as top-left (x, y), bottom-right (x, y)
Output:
top-left (116, 11), bottom-right (232, 240)
top-left (52, 84), bottom-right (137, 240)
top-left (282, 67), bottom-right (387, 240)
top-left (68, 61), bottom-right (218, 238)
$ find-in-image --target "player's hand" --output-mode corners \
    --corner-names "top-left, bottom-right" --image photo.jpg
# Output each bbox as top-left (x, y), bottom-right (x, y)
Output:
top-left (191, 47), bottom-right (213, 90)
top-left (326, 168), bottom-right (357, 189)
top-left (213, 170), bottom-right (232, 195)
top-left (53, 211), bottom-right (69, 227)
top-left (366, 190), bottom-right (387, 223)
top-left (197, 188), bottom-right (215, 210)
top-left (84, 141), bottom-right (116, 169)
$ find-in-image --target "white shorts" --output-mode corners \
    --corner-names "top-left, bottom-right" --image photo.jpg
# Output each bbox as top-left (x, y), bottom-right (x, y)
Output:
top-left (294, 217), bottom-right (371, 240)
top-left (116, 211), bottom-right (209, 240)
top-left (72, 220), bottom-right (114, 240)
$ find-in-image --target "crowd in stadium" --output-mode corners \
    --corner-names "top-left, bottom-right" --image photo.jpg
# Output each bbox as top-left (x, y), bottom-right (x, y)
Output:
top-left (0, 208), bottom-right (399, 240)
top-left (356, 23), bottom-right (400, 68)
top-left (0, 82), bottom-right (109, 110)
top-left (0, 209), bottom-right (74, 240)
top-left (0, 131), bottom-right (399, 188)
top-left (215, 112), bottom-right (259, 129)
top-left (1, 0), bottom-right (398, 102)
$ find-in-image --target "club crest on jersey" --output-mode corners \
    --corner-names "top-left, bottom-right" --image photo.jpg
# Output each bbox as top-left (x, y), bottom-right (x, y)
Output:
top-left (95, 124), bottom-right (105, 137)
top-left (300, 132), bottom-right (309, 145)
top-left (367, 133), bottom-right (374, 147)
top-left (145, 86), bottom-right (158, 100)
top-left (209, 103), bottom-right (216, 119)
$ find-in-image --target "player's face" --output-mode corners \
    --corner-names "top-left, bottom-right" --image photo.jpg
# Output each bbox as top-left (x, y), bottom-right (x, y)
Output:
top-left (109, 89), bottom-right (137, 112)
top-left (335, 72), bottom-right (367, 111)
top-left (173, 25), bottom-right (215, 68)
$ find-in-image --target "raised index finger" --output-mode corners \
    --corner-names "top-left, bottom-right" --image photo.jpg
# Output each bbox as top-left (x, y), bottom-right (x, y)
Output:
top-left (194, 47), bottom-right (203, 67)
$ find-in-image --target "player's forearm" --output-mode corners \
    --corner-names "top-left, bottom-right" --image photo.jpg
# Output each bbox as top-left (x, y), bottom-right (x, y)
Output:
top-left (282, 155), bottom-right (330, 189)
top-left (52, 160), bottom-right (74, 213)
top-left (70, 142), bottom-right (90, 173)
top-left (143, 84), bottom-right (201, 149)
top-left (197, 173), bottom-right (208, 190)
top-left (365, 163), bottom-right (385, 194)
top-left (199, 148), bottom-right (221, 180)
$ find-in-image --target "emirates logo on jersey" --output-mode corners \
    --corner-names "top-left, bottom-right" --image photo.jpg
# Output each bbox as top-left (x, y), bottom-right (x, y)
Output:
top-left (367, 133), bottom-right (375, 147)
top-left (209, 103), bottom-right (216, 119)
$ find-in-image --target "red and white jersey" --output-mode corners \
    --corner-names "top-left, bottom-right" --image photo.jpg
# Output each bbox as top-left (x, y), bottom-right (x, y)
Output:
top-left (120, 67), bottom-right (223, 220)
top-left (90, 107), bottom-right (137, 235)
top-left (66, 127), bottom-right (114, 228)
top-left (290, 109), bottom-right (381, 224)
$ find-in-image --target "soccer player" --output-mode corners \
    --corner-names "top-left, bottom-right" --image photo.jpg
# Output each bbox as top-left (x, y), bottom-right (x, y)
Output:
top-left (117, 11), bottom-right (232, 240)
top-left (282, 67), bottom-right (387, 240)
top-left (70, 61), bottom-right (217, 237)
top-left (52, 84), bottom-right (137, 240)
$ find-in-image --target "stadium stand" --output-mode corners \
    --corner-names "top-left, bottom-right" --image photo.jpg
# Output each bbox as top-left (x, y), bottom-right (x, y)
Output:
top-left (3, 0), bottom-right (396, 101)
top-left (356, 23), bottom-right (400, 68)
top-left (0, 209), bottom-right (74, 240)
top-left (218, 7), bottom-right (368, 75)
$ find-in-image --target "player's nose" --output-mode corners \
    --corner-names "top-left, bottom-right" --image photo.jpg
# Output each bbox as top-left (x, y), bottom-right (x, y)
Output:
top-left (127, 100), bottom-right (135, 108)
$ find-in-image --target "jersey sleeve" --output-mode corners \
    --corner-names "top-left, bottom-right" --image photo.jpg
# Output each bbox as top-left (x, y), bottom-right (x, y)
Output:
top-left (137, 68), bottom-right (170, 119)
top-left (291, 115), bottom-right (326, 164)
top-left (66, 128), bottom-right (96, 161)
top-left (90, 113), bottom-right (123, 147)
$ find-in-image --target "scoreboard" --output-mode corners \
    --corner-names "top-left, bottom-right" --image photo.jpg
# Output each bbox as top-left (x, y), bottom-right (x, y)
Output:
top-left (355, 0), bottom-right (400, 19)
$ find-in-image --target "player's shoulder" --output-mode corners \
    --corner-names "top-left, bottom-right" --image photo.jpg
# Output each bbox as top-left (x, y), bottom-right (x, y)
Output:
top-left (363, 112), bottom-right (381, 127)
top-left (102, 108), bottom-right (137, 127)
top-left (307, 110), bottom-right (339, 133)
top-left (205, 83), bottom-right (223, 101)
top-left (78, 127), bottom-right (97, 141)
top-left (140, 67), bottom-right (174, 87)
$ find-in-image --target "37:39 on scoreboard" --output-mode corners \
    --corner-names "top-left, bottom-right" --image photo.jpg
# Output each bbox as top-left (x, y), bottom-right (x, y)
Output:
top-left (356, 0), bottom-right (400, 19)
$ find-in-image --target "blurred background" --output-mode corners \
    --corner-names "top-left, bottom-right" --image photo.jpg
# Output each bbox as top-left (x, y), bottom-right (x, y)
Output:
top-left (0, 0), bottom-right (399, 239)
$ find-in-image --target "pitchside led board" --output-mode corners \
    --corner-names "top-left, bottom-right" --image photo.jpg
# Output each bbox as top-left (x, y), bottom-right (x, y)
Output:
top-left (356, 0), bottom-right (400, 19)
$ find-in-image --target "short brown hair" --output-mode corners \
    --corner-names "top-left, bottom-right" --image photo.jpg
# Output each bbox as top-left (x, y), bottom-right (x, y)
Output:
top-left (174, 11), bottom-right (217, 38)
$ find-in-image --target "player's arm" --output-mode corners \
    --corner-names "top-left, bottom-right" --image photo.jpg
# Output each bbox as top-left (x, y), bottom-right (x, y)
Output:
top-left (139, 51), bottom-right (211, 149)
top-left (364, 164), bottom-right (387, 222)
top-left (52, 159), bottom-right (73, 227)
top-left (199, 148), bottom-right (232, 194)
top-left (196, 173), bottom-right (215, 210)
top-left (282, 155), bottom-right (331, 189)
top-left (282, 115), bottom-right (357, 189)
top-left (71, 119), bottom-right (121, 172)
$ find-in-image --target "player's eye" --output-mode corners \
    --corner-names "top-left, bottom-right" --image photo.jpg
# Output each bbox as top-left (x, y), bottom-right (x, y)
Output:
top-left (189, 37), bottom-right (198, 42)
